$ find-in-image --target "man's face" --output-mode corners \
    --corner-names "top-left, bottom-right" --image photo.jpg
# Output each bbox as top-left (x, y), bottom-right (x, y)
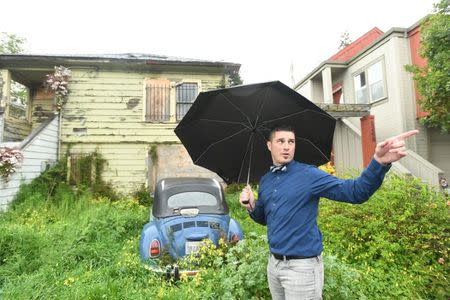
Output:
top-left (267, 130), bottom-right (296, 165)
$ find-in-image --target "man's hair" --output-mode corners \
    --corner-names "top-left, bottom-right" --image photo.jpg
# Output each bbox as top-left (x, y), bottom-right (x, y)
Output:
top-left (269, 125), bottom-right (296, 141)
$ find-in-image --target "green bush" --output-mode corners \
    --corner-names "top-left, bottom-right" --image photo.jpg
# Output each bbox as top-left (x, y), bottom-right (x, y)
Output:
top-left (319, 175), bottom-right (449, 299)
top-left (132, 184), bottom-right (153, 207)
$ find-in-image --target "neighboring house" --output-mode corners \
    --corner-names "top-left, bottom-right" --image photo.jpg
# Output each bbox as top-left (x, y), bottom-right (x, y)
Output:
top-left (294, 20), bottom-right (449, 187)
top-left (0, 53), bottom-right (240, 208)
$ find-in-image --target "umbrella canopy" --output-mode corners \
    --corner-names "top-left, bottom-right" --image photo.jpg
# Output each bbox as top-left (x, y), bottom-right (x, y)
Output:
top-left (174, 81), bottom-right (336, 184)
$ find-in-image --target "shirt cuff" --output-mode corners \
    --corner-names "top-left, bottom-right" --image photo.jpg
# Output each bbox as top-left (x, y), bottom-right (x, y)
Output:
top-left (368, 158), bottom-right (391, 176)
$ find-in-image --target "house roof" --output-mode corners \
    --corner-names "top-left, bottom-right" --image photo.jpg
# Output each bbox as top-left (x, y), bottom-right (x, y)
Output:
top-left (329, 27), bottom-right (384, 62)
top-left (0, 52), bottom-right (240, 68)
top-left (293, 18), bottom-right (425, 90)
top-left (0, 53), bottom-right (240, 86)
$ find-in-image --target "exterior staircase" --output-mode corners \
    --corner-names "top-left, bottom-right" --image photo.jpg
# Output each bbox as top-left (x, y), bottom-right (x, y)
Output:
top-left (0, 114), bottom-right (59, 211)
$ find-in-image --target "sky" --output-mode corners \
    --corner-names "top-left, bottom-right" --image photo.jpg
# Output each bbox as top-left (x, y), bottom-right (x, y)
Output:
top-left (0, 0), bottom-right (435, 87)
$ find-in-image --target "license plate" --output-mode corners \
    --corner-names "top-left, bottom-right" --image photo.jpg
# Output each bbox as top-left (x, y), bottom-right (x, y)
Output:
top-left (185, 241), bottom-right (203, 254)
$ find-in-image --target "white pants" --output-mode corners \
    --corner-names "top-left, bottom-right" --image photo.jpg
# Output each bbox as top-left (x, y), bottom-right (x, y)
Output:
top-left (267, 254), bottom-right (324, 300)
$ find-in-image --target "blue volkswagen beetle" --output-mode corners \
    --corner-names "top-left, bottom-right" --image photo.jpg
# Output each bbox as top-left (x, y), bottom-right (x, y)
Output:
top-left (140, 177), bottom-right (244, 265)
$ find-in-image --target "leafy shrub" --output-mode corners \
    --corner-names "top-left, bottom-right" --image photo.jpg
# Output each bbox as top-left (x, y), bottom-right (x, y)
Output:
top-left (132, 184), bottom-right (153, 207)
top-left (319, 175), bottom-right (449, 298)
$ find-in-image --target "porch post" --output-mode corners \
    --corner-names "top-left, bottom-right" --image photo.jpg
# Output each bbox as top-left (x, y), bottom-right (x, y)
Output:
top-left (321, 67), bottom-right (333, 104)
top-left (360, 115), bottom-right (376, 168)
top-left (0, 70), bottom-right (11, 111)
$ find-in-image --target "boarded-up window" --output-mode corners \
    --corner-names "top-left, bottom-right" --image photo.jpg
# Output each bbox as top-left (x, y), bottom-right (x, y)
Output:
top-left (176, 83), bottom-right (198, 121)
top-left (145, 79), bottom-right (170, 122)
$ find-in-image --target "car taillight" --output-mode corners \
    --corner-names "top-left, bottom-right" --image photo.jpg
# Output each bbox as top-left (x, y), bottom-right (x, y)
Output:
top-left (231, 233), bottom-right (240, 243)
top-left (150, 239), bottom-right (160, 257)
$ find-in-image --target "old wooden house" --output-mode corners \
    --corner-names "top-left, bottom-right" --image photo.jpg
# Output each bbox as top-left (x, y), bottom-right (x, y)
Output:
top-left (0, 53), bottom-right (240, 209)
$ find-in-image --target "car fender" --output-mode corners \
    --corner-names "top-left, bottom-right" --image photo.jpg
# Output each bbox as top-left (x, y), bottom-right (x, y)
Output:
top-left (139, 222), bottom-right (162, 260)
top-left (228, 217), bottom-right (244, 241)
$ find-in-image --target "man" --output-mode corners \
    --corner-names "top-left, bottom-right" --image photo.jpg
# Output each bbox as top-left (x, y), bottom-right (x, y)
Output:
top-left (239, 125), bottom-right (418, 300)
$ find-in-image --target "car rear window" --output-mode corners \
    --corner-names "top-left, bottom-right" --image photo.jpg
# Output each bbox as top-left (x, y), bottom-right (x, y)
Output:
top-left (167, 191), bottom-right (217, 208)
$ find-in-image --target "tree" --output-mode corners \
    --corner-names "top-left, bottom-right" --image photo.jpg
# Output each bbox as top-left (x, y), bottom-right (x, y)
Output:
top-left (218, 68), bottom-right (243, 88)
top-left (0, 32), bottom-right (25, 54)
top-left (405, 0), bottom-right (450, 133)
top-left (0, 32), bottom-right (27, 105)
top-left (338, 31), bottom-right (352, 50)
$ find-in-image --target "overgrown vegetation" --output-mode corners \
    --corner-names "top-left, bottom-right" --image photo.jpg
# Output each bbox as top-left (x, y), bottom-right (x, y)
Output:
top-left (68, 152), bottom-right (119, 201)
top-left (218, 68), bottom-right (243, 88)
top-left (0, 165), bottom-right (448, 299)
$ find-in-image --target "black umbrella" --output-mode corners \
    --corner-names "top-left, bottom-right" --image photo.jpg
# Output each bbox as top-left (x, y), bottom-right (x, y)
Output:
top-left (174, 81), bottom-right (336, 184)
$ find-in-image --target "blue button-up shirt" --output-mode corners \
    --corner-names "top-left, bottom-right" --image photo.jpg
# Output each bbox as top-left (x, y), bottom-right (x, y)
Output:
top-left (249, 158), bottom-right (391, 257)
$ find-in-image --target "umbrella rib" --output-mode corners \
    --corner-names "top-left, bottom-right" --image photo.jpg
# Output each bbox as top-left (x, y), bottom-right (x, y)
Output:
top-left (194, 127), bottom-right (250, 164)
top-left (296, 137), bottom-right (330, 162)
top-left (253, 85), bottom-right (271, 127)
top-left (261, 108), bottom-right (335, 125)
top-left (195, 118), bottom-right (252, 130)
top-left (218, 92), bottom-right (253, 127)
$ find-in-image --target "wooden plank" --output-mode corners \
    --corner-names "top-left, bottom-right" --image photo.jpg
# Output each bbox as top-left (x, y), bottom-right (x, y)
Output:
top-left (69, 84), bottom-right (142, 92)
top-left (69, 96), bottom-right (143, 104)
top-left (63, 102), bottom-right (143, 110)
top-left (68, 90), bottom-right (143, 97)
top-left (61, 127), bottom-right (178, 137)
top-left (61, 127), bottom-right (176, 136)
top-left (62, 135), bottom-right (180, 143)
top-left (62, 121), bottom-right (177, 129)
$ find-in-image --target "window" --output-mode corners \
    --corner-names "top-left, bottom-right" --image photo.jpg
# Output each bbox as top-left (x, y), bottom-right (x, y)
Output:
top-left (353, 60), bottom-right (386, 104)
top-left (168, 191), bottom-right (217, 208)
top-left (368, 61), bottom-right (384, 101)
top-left (145, 79), bottom-right (170, 122)
top-left (176, 83), bottom-right (198, 120)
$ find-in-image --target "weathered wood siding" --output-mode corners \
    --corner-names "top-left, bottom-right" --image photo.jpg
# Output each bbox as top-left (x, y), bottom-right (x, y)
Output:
top-left (0, 111), bottom-right (4, 141)
top-left (32, 88), bottom-right (55, 128)
top-left (61, 68), bottom-right (224, 193)
top-left (0, 116), bottom-right (59, 211)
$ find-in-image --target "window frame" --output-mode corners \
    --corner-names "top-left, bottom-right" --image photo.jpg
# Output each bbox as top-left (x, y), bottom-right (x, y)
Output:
top-left (175, 80), bottom-right (200, 121)
top-left (353, 59), bottom-right (387, 104)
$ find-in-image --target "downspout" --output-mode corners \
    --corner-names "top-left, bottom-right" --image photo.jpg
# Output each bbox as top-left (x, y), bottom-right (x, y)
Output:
top-left (57, 109), bottom-right (62, 160)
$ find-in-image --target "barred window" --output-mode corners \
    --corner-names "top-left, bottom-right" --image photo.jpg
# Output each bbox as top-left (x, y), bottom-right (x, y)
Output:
top-left (176, 83), bottom-right (198, 121)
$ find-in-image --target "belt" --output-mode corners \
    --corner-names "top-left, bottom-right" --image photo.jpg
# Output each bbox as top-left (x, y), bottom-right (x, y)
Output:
top-left (271, 253), bottom-right (317, 260)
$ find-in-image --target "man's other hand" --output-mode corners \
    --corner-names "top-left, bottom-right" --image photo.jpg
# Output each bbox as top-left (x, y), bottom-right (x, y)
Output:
top-left (374, 130), bottom-right (419, 165)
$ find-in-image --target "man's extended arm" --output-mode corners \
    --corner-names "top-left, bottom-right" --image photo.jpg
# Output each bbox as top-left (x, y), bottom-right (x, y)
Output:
top-left (312, 130), bottom-right (419, 203)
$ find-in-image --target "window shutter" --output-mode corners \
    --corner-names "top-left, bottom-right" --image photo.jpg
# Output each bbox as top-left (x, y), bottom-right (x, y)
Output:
top-left (145, 79), bottom-right (171, 122)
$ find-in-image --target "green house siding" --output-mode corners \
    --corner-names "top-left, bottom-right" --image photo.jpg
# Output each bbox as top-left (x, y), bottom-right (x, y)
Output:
top-left (62, 68), bottom-right (225, 193)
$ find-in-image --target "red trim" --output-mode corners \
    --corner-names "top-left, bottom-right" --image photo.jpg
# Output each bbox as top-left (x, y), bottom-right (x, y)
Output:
top-left (360, 115), bottom-right (377, 168)
top-left (408, 25), bottom-right (429, 119)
